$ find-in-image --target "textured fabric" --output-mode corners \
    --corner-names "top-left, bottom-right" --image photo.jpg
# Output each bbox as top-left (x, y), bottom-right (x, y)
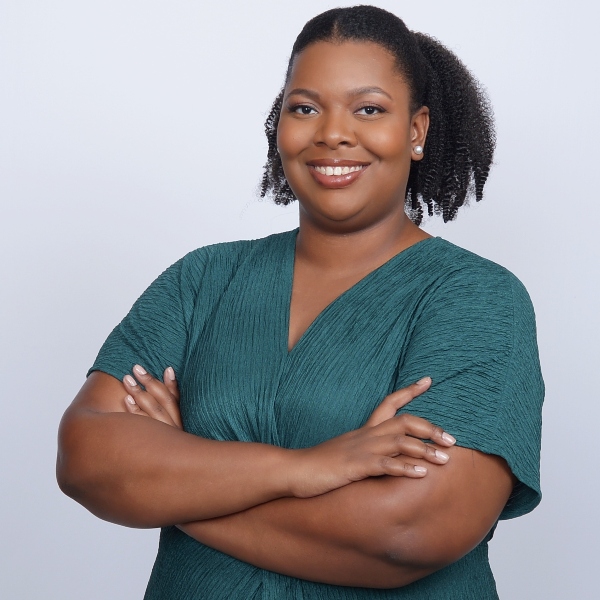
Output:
top-left (89, 229), bottom-right (544, 599)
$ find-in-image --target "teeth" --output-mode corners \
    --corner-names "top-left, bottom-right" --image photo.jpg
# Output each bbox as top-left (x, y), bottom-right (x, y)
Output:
top-left (313, 165), bottom-right (364, 175)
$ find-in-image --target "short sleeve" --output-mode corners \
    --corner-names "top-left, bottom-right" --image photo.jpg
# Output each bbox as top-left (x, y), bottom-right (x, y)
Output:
top-left (394, 263), bottom-right (544, 520)
top-left (88, 248), bottom-right (209, 382)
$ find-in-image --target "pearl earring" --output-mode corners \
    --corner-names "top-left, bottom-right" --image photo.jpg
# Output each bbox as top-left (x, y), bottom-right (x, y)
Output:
top-left (413, 145), bottom-right (424, 155)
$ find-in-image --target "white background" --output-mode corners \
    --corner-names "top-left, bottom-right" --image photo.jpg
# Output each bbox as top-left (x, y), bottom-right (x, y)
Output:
top-left (1, 0), bottom-right (598, 598)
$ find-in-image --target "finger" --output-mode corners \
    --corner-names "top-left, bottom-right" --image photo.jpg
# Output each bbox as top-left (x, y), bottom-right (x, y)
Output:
top-left (378, 434), bottom-right (450, 465)
top-left (365, 377), bottom-right (432, 428)
top-left (123, 373), bottom-right (178, 427)
top-left (367, 456), bottom-right (429, 478)
top-left (123, 394), bottom-right (150, 418)
top-left (162, 367), bottom-right (182, 428)
top-left (375, 413), bottom-right (456, 447)
top-left (130, 365), bottom-right (182, 428)
top-left (163, 367), bottom-right (180, 402)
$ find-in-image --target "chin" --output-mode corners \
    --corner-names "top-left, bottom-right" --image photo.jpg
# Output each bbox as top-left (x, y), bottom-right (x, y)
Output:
top-left (299, 194), bottom-right (365, 222)
top-left (303, 207), bottom-right (384, 236)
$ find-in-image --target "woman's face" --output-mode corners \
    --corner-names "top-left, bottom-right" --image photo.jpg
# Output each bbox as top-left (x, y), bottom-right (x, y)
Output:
top-left (277, 41), bottom-right (429, 233)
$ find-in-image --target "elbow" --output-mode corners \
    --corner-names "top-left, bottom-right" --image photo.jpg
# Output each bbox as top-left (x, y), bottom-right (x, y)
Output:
top-left (380, 522), bottom-right (469, 584)
top-left (379, 524), bottom-right (463, 587)
top-left (56, 413), bottom-right (126, 524)
top-left (56, 440), bottom-right (92, 504)
top-left (56, 448), bottom-right (150, 528)
top-left (56, 441), bottom-right (107, 522)
top-left (373, 495), bottom-right (469, 575)
top-left (385, 525), bottom-right (440, 568)
top-left (56, 457), bottom-right (78, 500)
top-left (56, 409), bottom-right (118, 509)
top-left (56, 414), bottom-right (162, 529)
top-left (56, 413), bottom-right (91, 502)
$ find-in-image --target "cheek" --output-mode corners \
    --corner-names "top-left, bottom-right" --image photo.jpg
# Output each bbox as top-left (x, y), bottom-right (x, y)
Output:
top-left (276, 117), bottom-right (312, 158)
top-left (360, 120), bottom-right (411, 160)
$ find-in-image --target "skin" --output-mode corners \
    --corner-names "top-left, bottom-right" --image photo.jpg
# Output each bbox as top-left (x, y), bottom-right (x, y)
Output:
top-left (58, 371), bottom-right (447, 527)
top-left (278, 42), bottom-right (431, 350)
top-left (57, 40), bottom-right (515, 588)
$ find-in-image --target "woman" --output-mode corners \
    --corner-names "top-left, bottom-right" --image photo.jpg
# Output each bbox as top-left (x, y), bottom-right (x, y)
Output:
top-left (57, 6), bottom-right (543, 599)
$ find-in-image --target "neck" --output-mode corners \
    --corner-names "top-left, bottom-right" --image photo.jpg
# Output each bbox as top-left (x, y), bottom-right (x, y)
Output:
top-left (295, 208), bottom-right (430, 276)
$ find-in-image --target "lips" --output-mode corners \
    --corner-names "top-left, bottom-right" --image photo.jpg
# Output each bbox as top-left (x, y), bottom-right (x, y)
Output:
top-left (313, 164), bottom-right (364, 176)
top-left (306, 159), bottom-right (370, 189)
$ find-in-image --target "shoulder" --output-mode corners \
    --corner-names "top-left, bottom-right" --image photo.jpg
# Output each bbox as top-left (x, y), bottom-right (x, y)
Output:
top-left (181, 229), bottom-right (295, 266)
top-left (408, 239), bottom-right (539, 365)
top-left (434, 238), bottom-right (518, 285)
top-left (171, 229), bottom-right (296, 285)
top-left (427, 238), bottom-right (535, 316)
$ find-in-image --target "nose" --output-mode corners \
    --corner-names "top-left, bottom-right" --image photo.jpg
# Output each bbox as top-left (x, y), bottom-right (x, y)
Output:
top-left (313, 109), bottom-right (357, 149)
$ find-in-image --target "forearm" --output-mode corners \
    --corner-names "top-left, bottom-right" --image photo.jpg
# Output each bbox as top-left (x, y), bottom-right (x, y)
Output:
top-left (57, 409), bottom-right (291, 528)
top-left (179, 476), bottom-right (436, 588)
top-left (56, 372), bottom-right (445, 531)
top-left (178, 447), bottom-right (511, 588)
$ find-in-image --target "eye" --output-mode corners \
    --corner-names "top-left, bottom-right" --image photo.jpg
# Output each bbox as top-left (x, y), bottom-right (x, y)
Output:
top-left (355, 105), bottom-right (385, 116)
top-left (290, 104), bottom-right (318, 115)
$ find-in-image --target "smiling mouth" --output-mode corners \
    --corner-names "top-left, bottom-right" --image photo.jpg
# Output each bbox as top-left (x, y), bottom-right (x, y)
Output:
top-left (313, 165), bottom-right (365, 176)
top-left (307, 162), bottom-right (369, 189)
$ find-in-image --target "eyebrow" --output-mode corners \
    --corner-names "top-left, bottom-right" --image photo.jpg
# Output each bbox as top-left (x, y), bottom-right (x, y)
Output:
top-left (349, 86), bottom-right (393, 100)
top-left (285, 86), bottom-right (393, 101)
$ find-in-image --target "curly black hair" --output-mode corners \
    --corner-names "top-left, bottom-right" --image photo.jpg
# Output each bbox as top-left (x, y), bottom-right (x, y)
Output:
top-left (260, 5), bottom-right (496, 225)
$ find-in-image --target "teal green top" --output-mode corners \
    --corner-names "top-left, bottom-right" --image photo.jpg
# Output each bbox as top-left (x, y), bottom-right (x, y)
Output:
top-left (90, 230), bottom-right (544, 599)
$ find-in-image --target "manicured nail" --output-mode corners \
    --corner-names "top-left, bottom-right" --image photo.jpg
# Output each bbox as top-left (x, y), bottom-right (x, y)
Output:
top-left (442, 432), bottom-right (456, 444)
top-left (416, 376), bottom-right (431, 386)
top-left (414, 466), bottom-right (428, 474)
top-left (133, 365), bottom-right (147, 376)
top-left (435, 450), bottom-right (449, 462)
top-left (125, 395), bottom-right (136, 405)
top-left (124, 374), bottom-right (137, 387)
top-left (166, 367), bottom-right (175, 381)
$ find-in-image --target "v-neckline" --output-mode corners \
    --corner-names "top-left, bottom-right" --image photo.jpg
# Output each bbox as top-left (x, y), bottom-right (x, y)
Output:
top-left (283, 230), bottom-right (439, 356)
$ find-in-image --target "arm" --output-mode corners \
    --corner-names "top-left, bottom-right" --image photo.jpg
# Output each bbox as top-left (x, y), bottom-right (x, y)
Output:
top-left (178, 444), bottom-right (513, 588)
top-left (57, 371), bottom-right (291, 527)
top-left (172, 269), bottom-right (541, 587)
top-left (57, 370), bottom-right (448, 528)
top-left (119, 370), bottom-right (512, 587)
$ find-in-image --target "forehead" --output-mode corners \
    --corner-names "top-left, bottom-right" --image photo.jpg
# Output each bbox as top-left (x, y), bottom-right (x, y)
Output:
top-left (286, 40), bottom-right (407, 94)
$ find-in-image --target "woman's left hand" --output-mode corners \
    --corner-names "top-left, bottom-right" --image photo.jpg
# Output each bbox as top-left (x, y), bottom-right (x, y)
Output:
top-left (122, 365), bottom-right (182, 429)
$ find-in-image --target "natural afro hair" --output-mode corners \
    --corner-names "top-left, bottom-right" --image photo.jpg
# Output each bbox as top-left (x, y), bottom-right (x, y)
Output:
top-left (260, 5), bottom-right (496, 224)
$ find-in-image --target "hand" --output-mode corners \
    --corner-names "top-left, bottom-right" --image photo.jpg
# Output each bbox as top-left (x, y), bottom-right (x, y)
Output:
top-left (122, 365), bottom-right (182, 429)
top-left (287, 377), bottom-right (457, 498)
top-left (121, 370), bottom-right (456, 500)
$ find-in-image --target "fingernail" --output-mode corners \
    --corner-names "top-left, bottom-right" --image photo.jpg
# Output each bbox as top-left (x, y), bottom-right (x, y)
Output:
top-left (133, 365), bottom-right (147, 376)
top-left (442, 432), bottom-right (456, 444)
top-left (125, 395), bottom-right (136, 405)
top-left (435, 450), bottom-right (449, 462)
top-left (414, 466), bottom-right (428, 474)
top-left (166, 367), bottom-right (175, 381)
top-left (124, 374), bottom-right (137, 387)
top-left (416, 377), bottom-right (431, 386)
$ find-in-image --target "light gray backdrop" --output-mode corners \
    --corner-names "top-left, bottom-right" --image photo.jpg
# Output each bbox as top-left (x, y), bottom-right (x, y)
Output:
top-left (1, 0), bottom-right (598, 598)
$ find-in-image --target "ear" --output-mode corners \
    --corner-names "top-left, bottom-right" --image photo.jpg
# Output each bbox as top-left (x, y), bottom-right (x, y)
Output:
top-left (410, 106), bottom-right (430, 162)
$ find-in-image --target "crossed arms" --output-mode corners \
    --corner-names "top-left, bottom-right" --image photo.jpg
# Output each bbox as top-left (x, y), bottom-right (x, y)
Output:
top-left (57, 368), bottom-right (513, 589)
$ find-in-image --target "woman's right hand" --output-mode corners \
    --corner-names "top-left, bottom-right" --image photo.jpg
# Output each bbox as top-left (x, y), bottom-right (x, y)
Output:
top-left (288, 377), bottom-right (457, 499)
